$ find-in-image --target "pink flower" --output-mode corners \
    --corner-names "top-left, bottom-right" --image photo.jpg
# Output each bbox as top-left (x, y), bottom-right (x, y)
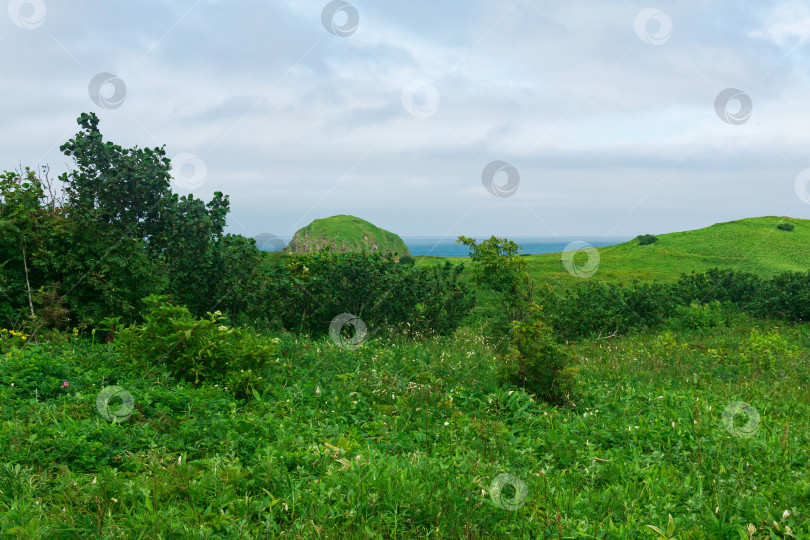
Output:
top-left (61, 381), bottom-right (69, 388)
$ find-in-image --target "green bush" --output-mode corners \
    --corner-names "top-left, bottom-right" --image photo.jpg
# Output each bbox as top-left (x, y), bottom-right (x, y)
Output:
top-left (262, 250), bottom-right (474, 337)
top-left (740, 328), bottom-right (795, 374)
top-left (666, 300), bottom-right (725, 330)
top-left (499, 309), bottom-right (578, 405)
top-left (398, 255), bottom-right (415, 266)
top-left (115, 295), bottom-right (279, 398)
top-left (636, 234), bottom-right (658, 245)
top-left (776, 222), bottom-right (794, 232)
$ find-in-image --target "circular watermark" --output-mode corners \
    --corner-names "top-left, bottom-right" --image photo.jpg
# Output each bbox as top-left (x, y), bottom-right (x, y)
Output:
top-left (8, 0), bottom-right (46, 29)
top-left (170, 153), bottom-right (207, 190)
top-left (490, 473), bottom-right (528, 511)
top-left (721, 401), bottom-right (760, 438)
top-left (402, 81), bottom-right (440, 118)
top-left (88, 73), bottom-right (127, 110)
top-left (482, 161), bottom-right (519, 198)
top-left (561, 241), bottom-right (600, 278)
top-left (321, 0), bottom-right (359, 37)
top-left (96, 385), bottom-right (135, 424)
top-left (255, 233), bottom-right (287, 252)
top-left (714, 88), bottom-right (752, 125)
top-left (329, 313), bottom-right (367, 350)
top-left (794, 169), bottom-right (810, 204)
top-left (634, 8), bottom-right (672, 45)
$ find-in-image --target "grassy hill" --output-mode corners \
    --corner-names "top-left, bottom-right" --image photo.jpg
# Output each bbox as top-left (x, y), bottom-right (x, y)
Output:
top-left (283, 215), bottom-right (410, 257)
top-left (416, 216), bottom-right (810, 286)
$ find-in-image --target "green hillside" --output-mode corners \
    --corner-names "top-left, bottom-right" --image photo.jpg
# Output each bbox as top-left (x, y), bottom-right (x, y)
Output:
top-left (283, 215), bottom-right (410, 257)
top-left (417, 216), bottom-right (810, 285)
top-left (533, 216), bottom-right (810, 284)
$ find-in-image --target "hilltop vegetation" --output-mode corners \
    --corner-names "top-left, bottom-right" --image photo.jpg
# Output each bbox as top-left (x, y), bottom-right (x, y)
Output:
top-left (284, 215), bottom-right (411, 257)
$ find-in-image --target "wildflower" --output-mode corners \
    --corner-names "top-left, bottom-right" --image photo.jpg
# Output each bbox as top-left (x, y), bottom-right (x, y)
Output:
top-left (61, 381), bottom-right (69, 388)
top-left (783, 510), bottom-right (791, 519)
top-left (444, 422), bottom-right (449, 426)
top-left (747, 524), bottom-right (756, 536)
top-left (316, 386), bottom-right (321, 396)
top-left (217, 325), bottom-right (228, 331)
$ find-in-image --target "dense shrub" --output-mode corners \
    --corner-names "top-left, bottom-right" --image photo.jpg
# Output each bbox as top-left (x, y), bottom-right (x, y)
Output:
top-left (776, 222), bottom-right (794, 231)
top-left (666, 300), bottom-right (725, 330)
top-left (672, 268), bottom-right (763, 306)
top-left (636, 234), bottom-right (658, 245)
top-left (115, 295), bottom-right (279, 398)
top-left (499, 309), bottom-right (578, 405)
top-left (540, 281), bottom-right (673, 341)
top-left (262, 250), bottom-right (474, 337)
top-left (753, 271), bottom-right (810, 321)
top-left (398, 255), bottom-right (414, 266)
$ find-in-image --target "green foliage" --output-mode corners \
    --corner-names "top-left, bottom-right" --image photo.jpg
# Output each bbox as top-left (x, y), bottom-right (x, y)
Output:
top-left (666, 300), bottom-right (725, 330)
top-left (740, 328), bottom-right (796, 374)
top-left (541, 280), bottom-right (674, 340)
top-left (398, 255), bottom-right (415, 266)
top-left (499, 308), bottom-right (578, 405)
top-left (776, 222), bottom-right (794, 231)
top-left (115, 295), bottom-right (279, 397)
top-left (263, 250), bottom-right (474, 337)
top-left (637, 234), bottom-right (658, 245)
top-left (457, 235), bottom-right (535, 349)
top-left (1, 318), bottom-right (809, 536)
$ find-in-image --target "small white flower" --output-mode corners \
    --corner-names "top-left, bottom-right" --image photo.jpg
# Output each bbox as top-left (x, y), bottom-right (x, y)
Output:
top-left (111, 498), bottom-right (118, 503)
top-left (747, 524), bottom-right (756, 535)
top-left (444, 422), bottom-right (449, 426)
top-left (316, 386), bottom-right (321, 396)
top-left (508, 390), bottom-right (514, 396)
top-left (672, 422), bottom-right (675, 428)
top-left (783, 510), bottom-right (791, 519)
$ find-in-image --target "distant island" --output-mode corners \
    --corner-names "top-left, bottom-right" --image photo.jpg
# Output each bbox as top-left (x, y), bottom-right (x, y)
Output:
top-left (283, 215), bottom-right (411, 257)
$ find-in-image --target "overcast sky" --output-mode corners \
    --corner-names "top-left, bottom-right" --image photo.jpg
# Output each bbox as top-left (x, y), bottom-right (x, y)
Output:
top-left (2, 0), bottom-right (810, 239)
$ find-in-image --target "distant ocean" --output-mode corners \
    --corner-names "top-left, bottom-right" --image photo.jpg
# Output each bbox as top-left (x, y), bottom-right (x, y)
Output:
top-left (402, 237), bottom-right (635, 257)
top-left (259, 236), bottom-right (634, 256)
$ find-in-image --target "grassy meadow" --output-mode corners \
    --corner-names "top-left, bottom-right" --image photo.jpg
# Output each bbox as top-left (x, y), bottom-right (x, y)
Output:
top-left (2, 216), bottom-right (810, 538)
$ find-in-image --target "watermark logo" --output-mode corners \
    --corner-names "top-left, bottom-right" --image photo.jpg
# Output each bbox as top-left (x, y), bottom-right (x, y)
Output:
top-left (402, 81), bottom-right (440, 118)
top-left (8, 0), bottom-right (46, 29)
top-left (482, 161), bottom-right (519, 198)
top-left (329, 313), bottom-right (367, 350)
top-left (321, 1), bottom-right (359, 37)
top-left (722, 401), bottom-right (760, 438)
top-left (254, 233), bottom-right (287, 252)
top-left (634, 8), bottom-right (672, 45)
top-left (96, 385), bottom-right (135, 424)
top-left (714, 88), bottom-right (752, 125)
top-left (794, 169), bottom-right (810, 204)
top-left (490, 473), bottom-right (528, 511)
top-left (170, 153), bottom-right (207, 190)
top-left (88, 73), bottom-right (127, 110)
top-left (561, 241), bottom-right (600, 278)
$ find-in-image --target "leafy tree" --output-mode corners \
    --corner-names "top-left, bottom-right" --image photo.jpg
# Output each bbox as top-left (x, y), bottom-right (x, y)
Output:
top-left (457, 235), bottom-right (535, 349)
